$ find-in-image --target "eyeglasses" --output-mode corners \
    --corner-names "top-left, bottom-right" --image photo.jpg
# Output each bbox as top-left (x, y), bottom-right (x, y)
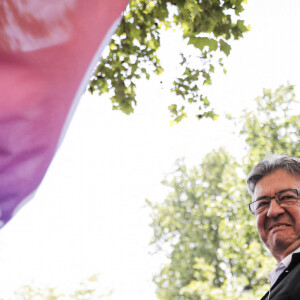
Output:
top-left (249, 189), bottom-right (300, 215)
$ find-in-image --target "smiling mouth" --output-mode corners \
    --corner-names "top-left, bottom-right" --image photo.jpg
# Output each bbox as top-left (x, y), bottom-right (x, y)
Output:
top-left (269, 224), bottom-right (291, 231)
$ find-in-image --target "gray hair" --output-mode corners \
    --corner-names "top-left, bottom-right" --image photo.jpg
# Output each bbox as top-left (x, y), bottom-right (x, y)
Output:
top-left (247, 154), bottom-right (300, 196)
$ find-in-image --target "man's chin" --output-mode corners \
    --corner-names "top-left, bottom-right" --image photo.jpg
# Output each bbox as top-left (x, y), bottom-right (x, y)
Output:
top-left (267, 234), bottom-right (293, 252)
top-left (267, 236), bottom-right (300, 258)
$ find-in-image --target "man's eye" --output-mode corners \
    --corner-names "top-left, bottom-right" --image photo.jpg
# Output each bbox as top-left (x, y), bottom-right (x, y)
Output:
top-left (279, 195), bottom-right (297, 201)
top-left (256, 200), bottom-right (269, 209)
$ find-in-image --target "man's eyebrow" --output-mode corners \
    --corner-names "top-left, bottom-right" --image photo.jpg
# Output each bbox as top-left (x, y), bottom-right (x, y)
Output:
top-left (255, 195), bottom-right (271, 202)
top-left (254, 189), bottom-right (295, 202)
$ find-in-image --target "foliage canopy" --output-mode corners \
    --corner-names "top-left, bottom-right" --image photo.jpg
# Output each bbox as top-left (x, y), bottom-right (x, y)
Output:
top-left (89, 0), bottom-right (249, 123)
top-left (147, 84), bottom-right (300, 299)
top-left (6, 274), bottom-right (113, 300)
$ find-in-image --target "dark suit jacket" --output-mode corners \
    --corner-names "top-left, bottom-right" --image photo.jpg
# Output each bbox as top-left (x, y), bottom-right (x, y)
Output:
top-left (261, 253), bottom-right (300, 299)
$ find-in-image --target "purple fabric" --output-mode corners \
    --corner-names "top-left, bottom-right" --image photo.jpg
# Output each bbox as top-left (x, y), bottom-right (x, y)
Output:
top-left (0, 0), bottom-right (128, 226)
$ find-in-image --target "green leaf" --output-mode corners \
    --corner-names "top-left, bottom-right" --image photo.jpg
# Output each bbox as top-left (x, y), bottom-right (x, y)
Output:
top-left (220, 39), bottom-right (231, 56)
top-left (189, 37), bottom-right (218, 52)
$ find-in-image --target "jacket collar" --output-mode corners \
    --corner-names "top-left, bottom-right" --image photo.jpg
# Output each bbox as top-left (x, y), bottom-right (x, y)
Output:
top-left (261, 252), bottom-right (300, 300)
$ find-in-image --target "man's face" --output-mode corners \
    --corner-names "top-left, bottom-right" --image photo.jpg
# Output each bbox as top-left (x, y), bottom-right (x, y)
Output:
top-left (254, 169), bottom-right (300, 262)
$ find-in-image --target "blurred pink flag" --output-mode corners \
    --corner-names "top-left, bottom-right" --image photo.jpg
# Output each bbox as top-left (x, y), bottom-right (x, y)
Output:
top-left (0, 0), bottom-right (129, 227)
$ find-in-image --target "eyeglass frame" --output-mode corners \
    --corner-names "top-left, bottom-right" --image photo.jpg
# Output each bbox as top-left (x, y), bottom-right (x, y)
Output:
top-left (249, 188), bottom-right (300, 215)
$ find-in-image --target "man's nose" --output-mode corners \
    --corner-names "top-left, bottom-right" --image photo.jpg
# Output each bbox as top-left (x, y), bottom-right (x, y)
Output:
top-left (267, 199), bottom-right (285, 218)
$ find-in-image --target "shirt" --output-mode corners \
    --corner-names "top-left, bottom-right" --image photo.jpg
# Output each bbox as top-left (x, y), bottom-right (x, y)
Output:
top-left (269, 246), bottom-right (300, 287)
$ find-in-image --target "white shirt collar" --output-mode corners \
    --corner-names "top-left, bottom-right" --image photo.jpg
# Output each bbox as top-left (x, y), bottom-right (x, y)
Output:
top-left (269, 246), bottom-right (300, 287)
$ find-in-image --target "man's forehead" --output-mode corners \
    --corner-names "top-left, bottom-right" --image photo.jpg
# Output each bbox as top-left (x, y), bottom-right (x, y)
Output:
top-left (254, 169), bottom-right (300, 198)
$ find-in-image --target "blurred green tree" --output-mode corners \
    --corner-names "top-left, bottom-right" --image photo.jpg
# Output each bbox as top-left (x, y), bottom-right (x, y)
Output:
top-left (147, 84), bottom-right (300, 299)
top-left (11, 274), bottom-right (113, 300)
top-left (89, 0), bottom-right (249, 123)
top-left (239, 84), bottom-right (300, 173)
